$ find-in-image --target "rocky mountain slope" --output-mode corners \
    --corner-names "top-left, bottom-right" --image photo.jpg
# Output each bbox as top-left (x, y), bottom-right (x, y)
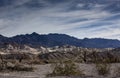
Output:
top-left (0, 43), bottom-right (120, 63)
top-left (0, 32), bottom-right (120, 48)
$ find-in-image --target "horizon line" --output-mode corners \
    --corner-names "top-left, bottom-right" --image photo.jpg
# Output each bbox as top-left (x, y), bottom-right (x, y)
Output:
top-left (0, 32), bottom-right (120, 41)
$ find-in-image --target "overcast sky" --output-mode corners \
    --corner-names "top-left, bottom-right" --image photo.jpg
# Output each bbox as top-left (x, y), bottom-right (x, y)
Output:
top-left (0, 0), bottom-right (120, 39)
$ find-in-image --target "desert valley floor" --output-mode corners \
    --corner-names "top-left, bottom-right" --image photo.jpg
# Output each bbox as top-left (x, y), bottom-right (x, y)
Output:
top-left (0, 63), bottom-right (120, 78)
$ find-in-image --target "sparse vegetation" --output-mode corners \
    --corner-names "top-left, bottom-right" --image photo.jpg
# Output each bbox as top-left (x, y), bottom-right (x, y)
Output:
top-left (0, 61), bottom-right (34, 72)
top-left (28, 59), bottom-right (45, 65)
top-left (0, 54), bottom-right (34, 72)
top-left (47, 60), bottom-right (84, 77)
top-left (95, 63), bottom-right (110, 76)
top-left (115, 66), bottom-right (120, 77)
top-left (7, 63), bottom-right (34, 72)
top-left (0, 44), bottom-right (120, 78)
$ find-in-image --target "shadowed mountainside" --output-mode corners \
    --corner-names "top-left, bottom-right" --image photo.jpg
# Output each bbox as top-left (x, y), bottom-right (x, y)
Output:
top-left (0, 32), bottom-right (120, 48)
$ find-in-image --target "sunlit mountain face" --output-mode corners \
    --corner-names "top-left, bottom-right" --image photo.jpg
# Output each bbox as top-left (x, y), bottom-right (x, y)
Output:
top-left (0, 0), bottom-right (120, 39)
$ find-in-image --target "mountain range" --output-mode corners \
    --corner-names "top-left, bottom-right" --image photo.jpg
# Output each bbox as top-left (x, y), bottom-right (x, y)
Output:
top-left (0, 32), bottom-right (120, 48)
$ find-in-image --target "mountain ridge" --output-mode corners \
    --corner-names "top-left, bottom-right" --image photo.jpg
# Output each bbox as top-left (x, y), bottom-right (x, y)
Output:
top-left (0, 32), bottom-right (120, 48)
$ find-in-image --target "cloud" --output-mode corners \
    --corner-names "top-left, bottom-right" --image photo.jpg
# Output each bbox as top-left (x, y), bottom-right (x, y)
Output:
top-left (0, 0), bottom-right (120, 39)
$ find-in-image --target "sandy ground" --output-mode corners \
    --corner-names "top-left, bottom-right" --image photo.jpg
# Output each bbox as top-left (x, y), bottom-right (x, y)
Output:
top-left (0, 63), bottom-right (120, 78)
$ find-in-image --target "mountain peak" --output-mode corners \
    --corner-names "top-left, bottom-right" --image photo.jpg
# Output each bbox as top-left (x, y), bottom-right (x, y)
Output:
top-left (31, 32), bottom-right (39, 36)
top-left (0, 34), bottom-right (4, 37)
top-left (0, 34), bottom-right (7, 39)
top-left (0, 33), bottom-right (120, 48)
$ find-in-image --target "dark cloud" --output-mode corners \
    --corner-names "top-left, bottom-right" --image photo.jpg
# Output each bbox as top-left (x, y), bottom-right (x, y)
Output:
top-left (0, 0), bottom-right (120, 39)
top-left (0, 0), bottom-right (14, 6)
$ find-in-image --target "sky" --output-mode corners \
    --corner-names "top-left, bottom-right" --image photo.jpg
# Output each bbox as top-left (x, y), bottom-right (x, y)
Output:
top-left (0, 0), bottom-right (120, 39)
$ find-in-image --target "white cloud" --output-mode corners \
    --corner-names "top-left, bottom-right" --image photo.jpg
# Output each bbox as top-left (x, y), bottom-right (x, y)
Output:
top-left (77, 3), bottom-right (85, 8)
top-left (0, 0), bottom-right (120, 40)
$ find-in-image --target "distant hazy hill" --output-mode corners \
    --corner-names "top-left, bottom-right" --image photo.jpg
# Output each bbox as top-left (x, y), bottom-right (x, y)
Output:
top-left (0, 32), bottom-right (120, 48)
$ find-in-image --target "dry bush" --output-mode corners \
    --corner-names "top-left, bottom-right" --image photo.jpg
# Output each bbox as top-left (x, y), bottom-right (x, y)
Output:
top-left (27, 59), bottom-right (45, 65)
top-left (95, 63), bottom-right (110, 76)
top-left (90, 51), bottom-right (120, 63)
top-left (0, 61), bottom-right (7, 71)
top-left (47, 60), bottom-right (84, 77)
top-left (0, 53), bottom-right (36, 72)
top-left (115, 66), bottom-right (120, 77)
top-left (0, 59), bottom-right (34, 72)
top-left (7, 62), bottom-right (34, 72)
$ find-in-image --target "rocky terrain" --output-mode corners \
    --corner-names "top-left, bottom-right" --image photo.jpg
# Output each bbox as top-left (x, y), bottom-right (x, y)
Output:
top-left (0, 43), bottom-right (120, 63)
top-left (0, 0), bottom-right (120, 77)
top-left (0, 43), bottom-right (120, 78)
top-left (0, 63), bottom-right (119, 78)
top-left (0, 43), bottom-right (119, 61)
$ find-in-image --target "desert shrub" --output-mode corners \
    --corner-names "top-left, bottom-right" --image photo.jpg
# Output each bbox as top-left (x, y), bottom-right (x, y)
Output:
top-left (47, 60), bottom-right (84, 76)
top-left (28, 59), bottom-right (44, 65)
top-left (115, 66), bottom-right (120, 77)
top-left (0, 60), bottom-right (34, 72)
top-left (106, 52), bottom-right (120, 63)
top-left (7, 64), bottom-right (34, 72)
top-left (95, 63), bottom-right (110, 76)
top-left (0, 53), bottom-right (34, 72)
top-left (90, 51), bottom-right (120, 63)
top-left (0, 61), bottom-right (7, 71)
top-left (0, 54), bottom-right (8, 71)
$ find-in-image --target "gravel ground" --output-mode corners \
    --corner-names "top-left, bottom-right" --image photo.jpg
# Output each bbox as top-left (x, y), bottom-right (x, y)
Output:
top-left (0, 63), bottom-right (120, 78)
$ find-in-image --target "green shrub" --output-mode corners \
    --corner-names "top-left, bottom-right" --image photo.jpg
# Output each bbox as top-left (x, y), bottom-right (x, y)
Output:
top-left (47, 60), bottom-right (84, 76)
top-left (95, 63), bottom-right (110, 76)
